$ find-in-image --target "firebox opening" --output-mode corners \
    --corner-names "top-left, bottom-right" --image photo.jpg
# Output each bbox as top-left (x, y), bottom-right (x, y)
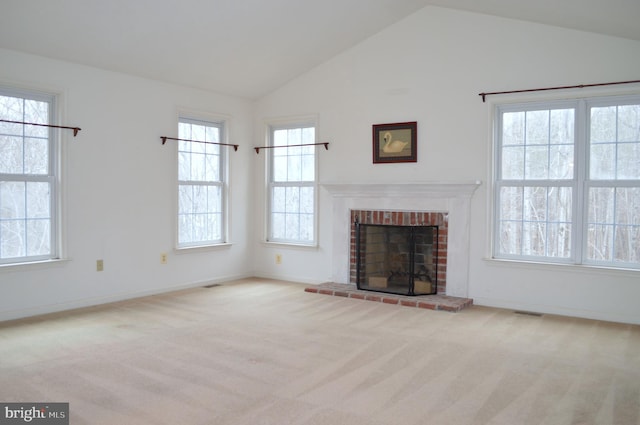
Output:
top-left (356, 221), bottom-right (438, 296)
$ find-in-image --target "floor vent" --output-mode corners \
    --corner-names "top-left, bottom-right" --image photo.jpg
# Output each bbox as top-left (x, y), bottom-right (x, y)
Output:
top-left (203, 283), bottom-right (222, 289)
top-left (514, 310), bottom-right (543, 317)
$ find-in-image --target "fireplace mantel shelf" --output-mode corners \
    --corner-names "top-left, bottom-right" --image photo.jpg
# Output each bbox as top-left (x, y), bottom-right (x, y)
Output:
top-left (322, 181), bottom-right (482, 198)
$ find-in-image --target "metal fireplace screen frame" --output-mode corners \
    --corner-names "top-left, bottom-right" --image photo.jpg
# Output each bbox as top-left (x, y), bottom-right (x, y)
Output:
top-left (355, 220), bottom-right (438, 296)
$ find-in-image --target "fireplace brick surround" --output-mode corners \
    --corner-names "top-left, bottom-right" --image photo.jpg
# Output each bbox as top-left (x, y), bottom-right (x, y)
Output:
top-left (350, 210), bottom-right (448, 294)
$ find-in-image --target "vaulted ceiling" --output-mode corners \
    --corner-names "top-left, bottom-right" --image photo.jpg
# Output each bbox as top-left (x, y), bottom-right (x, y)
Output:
top-left (2, 0), bottom-right (639, 99)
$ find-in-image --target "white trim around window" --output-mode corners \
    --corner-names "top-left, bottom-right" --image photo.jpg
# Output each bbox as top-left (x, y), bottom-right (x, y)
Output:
top-left (176, 114), bottom-right (230, 250)
top-left (264, 116), bottom-right (319, 246)
top-left (492, 94), bottom-right (640, 270)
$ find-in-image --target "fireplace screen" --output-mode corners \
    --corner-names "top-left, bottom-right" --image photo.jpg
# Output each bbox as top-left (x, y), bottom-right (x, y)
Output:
top-left (355, 221), bottom-right (438, 296)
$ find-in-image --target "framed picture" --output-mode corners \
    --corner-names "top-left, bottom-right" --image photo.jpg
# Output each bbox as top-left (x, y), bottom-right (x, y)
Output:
top-left (372, 121), bottom-right (417, 163)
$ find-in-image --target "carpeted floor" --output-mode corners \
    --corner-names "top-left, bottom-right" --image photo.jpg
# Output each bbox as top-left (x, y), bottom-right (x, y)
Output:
top-left (1, 278), bottom-right (639, 424)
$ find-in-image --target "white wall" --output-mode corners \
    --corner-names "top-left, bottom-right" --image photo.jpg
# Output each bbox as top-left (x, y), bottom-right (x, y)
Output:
top-left (0, 48), bottom-right (255, 321)
top-left (253, 7), bottom-right (640, 323)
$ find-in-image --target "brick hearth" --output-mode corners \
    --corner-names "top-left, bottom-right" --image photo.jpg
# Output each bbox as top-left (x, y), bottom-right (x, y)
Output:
top-left (305, 282), bottom-right (473, 312)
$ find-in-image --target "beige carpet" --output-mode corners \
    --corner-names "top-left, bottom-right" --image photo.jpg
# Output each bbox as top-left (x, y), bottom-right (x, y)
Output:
top-left (1, 278), bottom-right (639, 425)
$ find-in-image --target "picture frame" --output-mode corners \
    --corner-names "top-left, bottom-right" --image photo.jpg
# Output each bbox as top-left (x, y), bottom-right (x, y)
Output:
top-left (372, 121), bottom-right (417, 163)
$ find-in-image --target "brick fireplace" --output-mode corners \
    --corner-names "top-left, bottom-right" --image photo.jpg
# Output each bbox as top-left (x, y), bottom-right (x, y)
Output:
top-left (350, 210), bottom-right (448, 294)
top-left (322, 182), bottom-right (481, 298)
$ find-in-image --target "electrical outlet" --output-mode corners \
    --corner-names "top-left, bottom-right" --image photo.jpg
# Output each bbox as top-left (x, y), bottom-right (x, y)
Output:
top-left (96, 259), bottom-right (104, 272)
top-left (160, 253), bottom-right (167, 264)
top-left (275, 254), bottom-right (282, 265)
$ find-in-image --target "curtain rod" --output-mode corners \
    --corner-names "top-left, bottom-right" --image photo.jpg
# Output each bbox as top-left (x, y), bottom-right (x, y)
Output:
top-left (161, 136), bottom-right (239, 151)
top-left (0, 119), bottom-right (81, 136)
top-left (478, 79), bottom-right (640, 102)
top-left (254, 142), bottom-right (329, 154)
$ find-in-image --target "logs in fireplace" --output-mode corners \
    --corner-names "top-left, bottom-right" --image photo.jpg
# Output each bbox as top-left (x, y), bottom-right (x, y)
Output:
top-left (355, 219), bottom-right (438, 296)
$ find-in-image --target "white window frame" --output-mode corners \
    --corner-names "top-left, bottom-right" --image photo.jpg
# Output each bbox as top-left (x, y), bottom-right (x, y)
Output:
top-left (176, 115), bottom-right (228, 249)
top-left (265, 117), bottom-right (318, 246)
top-left (0, 86), bottom-right (60, 266)
top-left (493, 94), bottom-right (640, 270)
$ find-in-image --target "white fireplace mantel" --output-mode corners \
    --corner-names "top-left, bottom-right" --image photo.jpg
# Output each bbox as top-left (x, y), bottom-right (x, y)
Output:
top-left (322, 181), bottom-right (482, 298)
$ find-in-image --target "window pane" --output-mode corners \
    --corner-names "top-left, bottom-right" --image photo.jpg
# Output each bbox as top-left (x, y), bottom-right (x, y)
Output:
top-left (588, 187), bottom-right (615, 224)
top-left (301, 154), bottom-right (315, 181)
top-left (615, 225), bottom-right (640, 263)
top-left (525, 146), bottom-right (549, 179)
top-left (499, 220), bottom-right (522, 256)
top-left (1, 181), bottom-right (26, 219)
top-left (27, 182), bottom-right (50, 219)
top-left (550, 109), bottom-right (574, 144)
top-left (549, 145), bottom-right (574, 179)
top-left (615, 188), bottom-right (640, 225)
top-left (501, 147), bottom-right (524, 179)
top-left (23, 99), bottom-right (48, 138)
top-left (587, 224), bottom-right (614, 261)
top-left (272, 213), bottom-right (285, 239)
top-left (0, 136), bottom-right (23, 174)
top-left (547, 223), bottom-right (571, 258)
top-left (272, 186), bottom-right (285, 213)
top-left (27, 219), bottom-right (50, 256)
top-left (1, 219), bottom-right (25, 259)
top-left (300, 187), bottom-right (314, 214)
top-left (24, 137), bottom-right (48, 174)
top-left (523, 187), bottom-right (547, 222)
top-left (547, 187), bottom-right (572, 223)
top-left (287, 155), bottom-right (302, 181)
top-left (208, 186), bottom-right (222, 213)
top-left (299, 214), bottom-right (314, 241)
top-left (522, 221), bottom-right (546, 256)
top-left (500, 186), bottom-right (522, 220)
top-left (178, 215), bottom-right (193, 244)
top-left (502, 112), bottom-right (524, 145)
top-left (273, 156), bottom-right (287, 181)
top-left (526, 110), bottom-right (549, 145)
top-left (590, 143), bottom-right (615, 179)
top-left (617, 142), bottom-right (640, 179)
top-left (285, 186), bottom-right (300, 213)
top-left (591, 106), bottom-right (616, 143)
top-left (617, 105), bottom-right (640, 143)
top-left (285, 213), bottom-right (299, 240)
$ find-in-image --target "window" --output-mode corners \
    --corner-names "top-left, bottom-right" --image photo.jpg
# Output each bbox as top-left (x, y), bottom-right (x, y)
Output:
top-left (0, 88), bottom-right (58, 265)
top-left (494, 95), bottom-right (640, 269)
top-left (177, 117), bottom-right (226, 248)
top-left (267, 121), bottom-right (317, 245)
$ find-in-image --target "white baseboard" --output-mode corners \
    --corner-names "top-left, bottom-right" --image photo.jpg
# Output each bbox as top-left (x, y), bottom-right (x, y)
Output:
top-left (252, 272), bottom-right (327, 285)
top-left (0, 273), bottom-right (252, 322)
top-left (472, 296), bottom-right (640, 325)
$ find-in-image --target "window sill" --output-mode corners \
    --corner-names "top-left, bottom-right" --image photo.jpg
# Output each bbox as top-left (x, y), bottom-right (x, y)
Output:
top-left (262, 241), bottom-right (318, 250)
top-left (175, 243), bottom-right (233, 254)
top-left (483, 257), bottom-right (640, 277)
top-left (0, 258), bottom-right (71, 273)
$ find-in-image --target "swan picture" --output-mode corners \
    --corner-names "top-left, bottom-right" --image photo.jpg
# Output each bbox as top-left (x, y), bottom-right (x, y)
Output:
top-left (373, 122), bottom-right (417, 163)
top-left (381, 131), bottom-right (409, 153)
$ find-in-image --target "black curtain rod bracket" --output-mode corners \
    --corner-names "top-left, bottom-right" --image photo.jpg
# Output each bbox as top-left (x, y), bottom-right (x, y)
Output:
top-left (479, 79), bottom-right (640, 102)
top-left (0, 119), bottom-right (81, 136)
top-left (161, 136), bottom-right (239, 151)
top-left (254, 142), bottom-right (329, 154)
